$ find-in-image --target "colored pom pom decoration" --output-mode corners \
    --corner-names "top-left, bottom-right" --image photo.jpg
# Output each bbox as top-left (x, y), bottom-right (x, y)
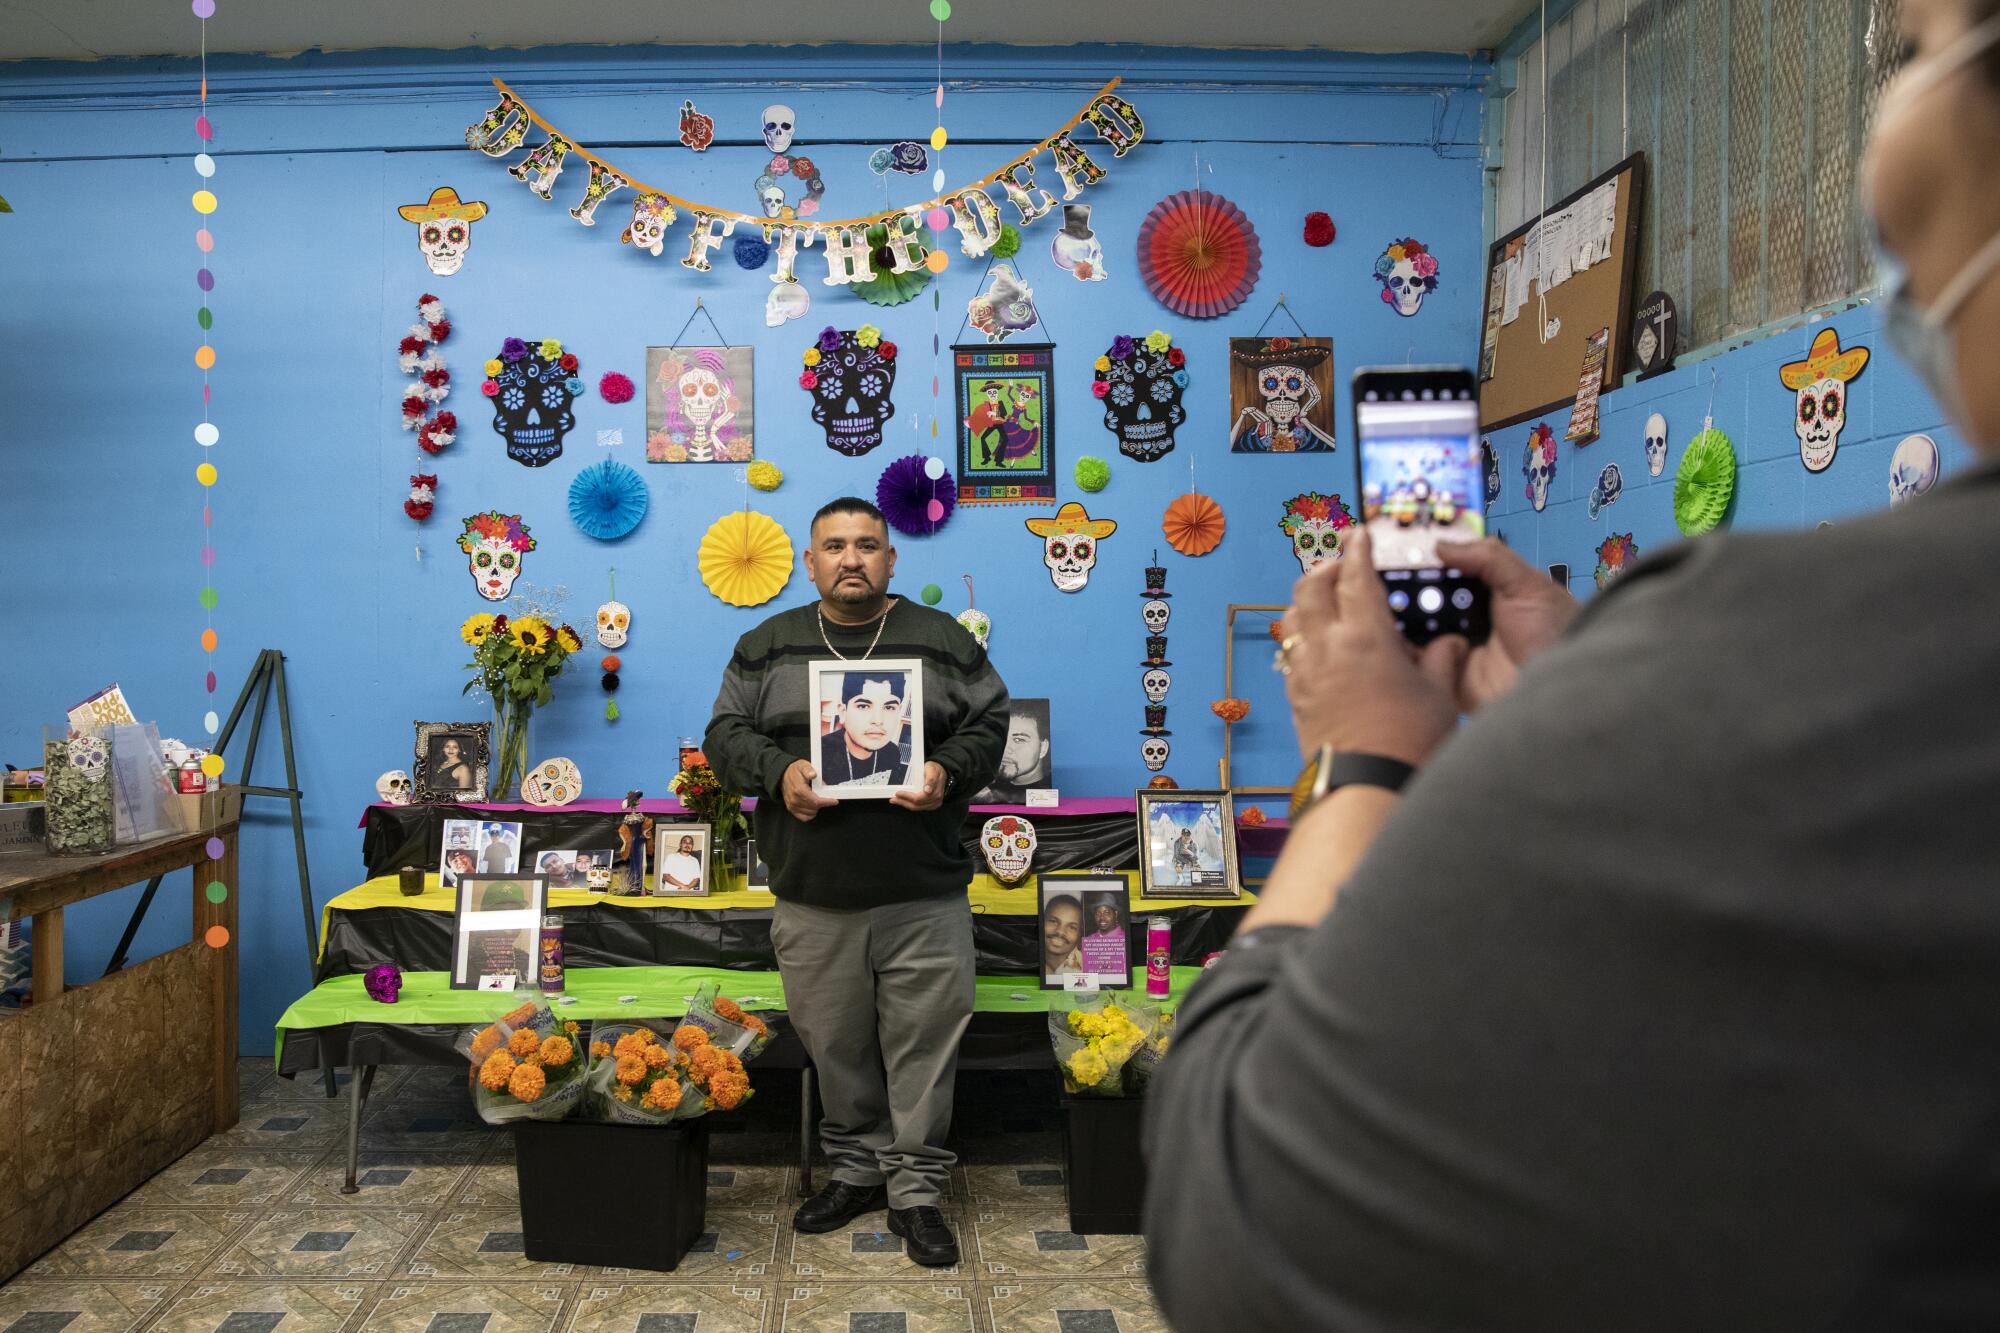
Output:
top-left (1210, 697), bottom-right (1251, 723)
top-left (747, 460), bottom-right (784, 492)
top-left (1163, 492), bottom-right (1227, 556)
top-left (921, 583), bottom-right (943, 605)
top-left (404, 472), bottom-right (437, 522)
top-left (601, 671), bottom-right (621, 691)
top-left (876, 454), bottom-right (956, 535)
top-left (568, 459), bottom-right (650, 540)
top-left (1236, 806), bottom-right (1268, 828)
top-left (991, 223), bottom-right (1022, 259)
top-left (1303, 211), bottom-right (1336, 247)
top-left (601, 654), bottom-right (621, 672)
top-left (1074, 456), bottom-right (1111, 492)
top-left (733, 235), bottom-right (771, 269)
top-left (598, 371), bottom-right (635, 404)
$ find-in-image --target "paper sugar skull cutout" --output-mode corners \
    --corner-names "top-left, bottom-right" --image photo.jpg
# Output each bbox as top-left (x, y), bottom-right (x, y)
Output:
top-left (968, 265), bottom-right (1040, 342)
top-left (596, 600), bottom-right (631, 648)
top-left (488, 339), bottom-right (581, 468)
top-left (1374, 237), bottom-right (1440, 316)
top-left (1780, 329), bottom-right (1870, 473)
top-left (520, 756), bottom-right (582, 806)
top-left (956, 608), bottom-right (991, 649)
top-left (803, 327), bottom-right (898, 456)
top-left (1142, 598), bottom-right (1170, 633)
top-left (1095, 332), bottom-right (1187, 462)
top-left (375, 770), bottom-right (413, 805)
top-left (621, 194), bottom-right (678, 257)
top-left (1141, 737), bottom-right (1171, 772)
top-left (1142, 667), bottom-right (1172, 704)
top-left (980, 815), bottom-right (1037, 886)
top-left (397, 187), bottom-right (488, 277)
top-left (761, 104), bottom-right (797, 153)
top-left (457, 511), bottom-right (536, 601)
top-left (1024, 502), bottom-right (1117, 593)
top-left (1051, 203), bottom-right (1107, 281)
top-left (1523, 423), bottom-right (1558, 511)
top-left (1889, 434), bottom-right (1940, 507)
top-left (1643, 412), bottom-right (1670, 476)
top-left (1277, 491), bottom-right (1356, 575)
top-left (1587, 463), bottom-right (1624, 520)
top-left (1594, 533), bottom-right (1638, 590)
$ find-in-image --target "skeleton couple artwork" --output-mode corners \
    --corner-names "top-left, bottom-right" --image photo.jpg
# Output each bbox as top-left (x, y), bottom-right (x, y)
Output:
top-left (645, 345), bottom-right (754, 463)
top-left (1228, 337), bottom-right (1336, 453)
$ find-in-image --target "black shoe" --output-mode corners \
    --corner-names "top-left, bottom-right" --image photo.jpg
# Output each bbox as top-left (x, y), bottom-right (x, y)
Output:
top-left (888, 1204), bottom-right (960, 1267)
top-left (793, 1180), bottom-right (887, 1234)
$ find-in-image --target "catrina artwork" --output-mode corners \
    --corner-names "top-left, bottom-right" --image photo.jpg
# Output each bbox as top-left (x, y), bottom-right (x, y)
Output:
top-left (1779, 328), bottom-right (1869, 473)
top-left (1277, 492), bottom-right (1356, 575)
top-left (1228, 337), bottom-right (1336, 453)
top-left (1374, 237), bottom-right (1440, 316)
top-left (1094, 331), bottom-right (1187, 462)
top-left (486, 339), bottom-right (582, 468)
top-left (458, 512), bottom-right (536, 601)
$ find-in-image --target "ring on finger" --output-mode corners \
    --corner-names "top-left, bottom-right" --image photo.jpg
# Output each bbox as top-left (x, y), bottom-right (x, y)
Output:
top-left (1273, 634), bottom-right (1303, 675)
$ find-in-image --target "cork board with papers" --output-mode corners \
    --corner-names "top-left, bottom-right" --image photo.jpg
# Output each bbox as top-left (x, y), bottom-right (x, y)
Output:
top-left (1477, 153), bottom-right (1646, 432)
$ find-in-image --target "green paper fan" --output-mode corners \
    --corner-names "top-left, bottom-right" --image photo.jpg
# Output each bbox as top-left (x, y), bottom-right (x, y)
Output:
top-left (1674, 426), bottom-right (1736, 536)
top-left (853, 266), bottom-right (933, 306)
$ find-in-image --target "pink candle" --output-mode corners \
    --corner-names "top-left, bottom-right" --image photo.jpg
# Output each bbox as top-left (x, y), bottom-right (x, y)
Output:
top-left (1146, 915), bottom-right (1171, 999)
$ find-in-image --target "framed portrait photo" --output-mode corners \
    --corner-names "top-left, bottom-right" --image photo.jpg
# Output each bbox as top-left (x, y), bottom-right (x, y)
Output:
top-left (451, 872), bottom-right (547, 990)
top-left (809, 658), bottom-right (926, 799)
top-left (1039, 872), bottom-right (1132, 991)
top-left (413, 720), bottom-right (490, 803)
top-left (972, 697), bottom-right (1052, 804)
top-left (744, 838), bottom-right (771, 892)
top-left (1136, 789), bottom-right (1241, 900)
top-left (652, 822), bottom-right (712, 896)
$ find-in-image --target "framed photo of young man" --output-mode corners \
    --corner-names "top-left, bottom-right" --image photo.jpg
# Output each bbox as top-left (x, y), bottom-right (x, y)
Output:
top-left (1039, 872), bottom-right (1132, 990)
top-left (1136, 789), bottom-right (1241, 899)
top-left (652, 823), bottom-right (712, 896)
top-left (451, 873), bottom-right (547, 990)
top-left (808, 659), bottom-right (926, 799)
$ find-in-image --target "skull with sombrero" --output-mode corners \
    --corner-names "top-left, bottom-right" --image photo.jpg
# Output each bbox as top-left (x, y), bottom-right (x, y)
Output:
top-left (398, 186), bottom-right (490, 277)
top-left (1024, 501), bottom-right (1117, 593)
top-left (1779, 328), bottom-right (1869, 474)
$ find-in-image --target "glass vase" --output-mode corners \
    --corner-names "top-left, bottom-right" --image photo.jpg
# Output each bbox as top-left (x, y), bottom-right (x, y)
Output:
top-left (490, 700), bottom-right (531, 801)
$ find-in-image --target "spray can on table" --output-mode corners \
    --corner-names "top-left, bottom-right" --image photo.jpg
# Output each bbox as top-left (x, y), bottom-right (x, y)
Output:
top-left (1146, 915), bottom-right (1172, 999)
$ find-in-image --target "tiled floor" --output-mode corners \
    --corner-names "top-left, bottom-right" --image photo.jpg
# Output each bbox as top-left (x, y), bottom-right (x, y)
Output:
top-left (0, 1061), bottom-right (1164, 1332)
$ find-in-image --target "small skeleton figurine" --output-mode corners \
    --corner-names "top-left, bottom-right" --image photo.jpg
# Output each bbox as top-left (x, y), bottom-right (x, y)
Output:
top-left (615, 790), bottom-right (652, 895)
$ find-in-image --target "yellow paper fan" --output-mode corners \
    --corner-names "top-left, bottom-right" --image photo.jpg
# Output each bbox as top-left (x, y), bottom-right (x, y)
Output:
top-left (697, 510), bottom-right (794, 607)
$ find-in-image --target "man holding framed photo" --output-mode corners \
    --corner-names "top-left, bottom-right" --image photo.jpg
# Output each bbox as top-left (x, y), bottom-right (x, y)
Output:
top-left (705, 496), bottom-right (1010, 1267)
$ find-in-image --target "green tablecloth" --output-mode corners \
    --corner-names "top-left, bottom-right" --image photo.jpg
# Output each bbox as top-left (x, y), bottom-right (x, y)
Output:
top-left (275, 965), bottom-right (1200, 1067)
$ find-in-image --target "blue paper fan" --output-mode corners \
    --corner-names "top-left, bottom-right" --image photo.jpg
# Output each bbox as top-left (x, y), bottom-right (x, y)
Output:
top-left (568, 459), bottom-right (649, 540)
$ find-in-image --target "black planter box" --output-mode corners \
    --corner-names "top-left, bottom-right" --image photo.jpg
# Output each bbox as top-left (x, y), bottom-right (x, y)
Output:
top-left (1061, 1093), bottom-right (1148, 1235)
top-left (512, 1118), bottom-right (710, 1271)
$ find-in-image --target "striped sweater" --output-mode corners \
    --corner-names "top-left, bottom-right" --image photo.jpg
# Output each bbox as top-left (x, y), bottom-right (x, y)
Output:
top-left (703, 597), bottom-right (1010, 909)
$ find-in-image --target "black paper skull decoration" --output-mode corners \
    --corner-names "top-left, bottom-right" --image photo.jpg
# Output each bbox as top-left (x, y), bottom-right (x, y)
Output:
top-left (488, 337), bottom-right (582, 468)
top-left (1093, 332), bottom-right (1187, 462)
top-left (802, 326), bottom-right (898, 456)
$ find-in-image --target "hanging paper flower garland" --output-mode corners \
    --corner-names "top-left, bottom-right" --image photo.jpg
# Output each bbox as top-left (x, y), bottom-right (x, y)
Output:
top-left (877, 454), bottom-right (956, 535)
top-left (405, 473), bottom-right (437, 521)
top-left (568, 459), bottom-right (650, 540)
top-left (697, 510), bottom-right (794, 607)
top-left (1137, 190), bottom-right (1263, 319)
top-left (397, 296), bottom-right (457, 521)
top-left (1163, 492), bottom-right (1226, 556)
top-left (598, 371), bottom-right (634, 403)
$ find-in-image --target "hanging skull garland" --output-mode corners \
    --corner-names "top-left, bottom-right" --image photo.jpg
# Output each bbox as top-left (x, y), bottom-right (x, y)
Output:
top-left (1094, 331), bottom-right (1187, 462)
top-left (1523, 423), bottom-right (1558, 512)
top-left (1889, 433), bottom-right (1940, 507)
top-left (1643, 412), bottom-right (1670, 476)
top-left (486, 338), bottom-right (582, 467)
top-left (1142, 667), bottom-right (1172, 704)
top-left (457, 511), bottom-right (536, 601)
top-left (1277, 491), bottom-right (1356, 575)
top-left (1141, 598), bottom-right (1170, 633)
top-left (802, 326), bottom-right (898, 456)
top-left (1024, 502), bottom-right (1118, 594)
top-left (596, 600), bottom-right (631, 648)
top-left (1141, 736), bottom-right (1171, 772)
top-left (1780, 329), bottom-right (1870, 473)
top-left (375, 769), bottom-right (414, 805)
top-left (979, 815), bottom-right (1037, 886)
top-left (1374, 236), bottom-right (1440, 317)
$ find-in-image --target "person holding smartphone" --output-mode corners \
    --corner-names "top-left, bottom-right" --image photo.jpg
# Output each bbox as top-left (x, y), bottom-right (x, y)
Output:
top-left (1144, 5), bottom-right (2000, 1325)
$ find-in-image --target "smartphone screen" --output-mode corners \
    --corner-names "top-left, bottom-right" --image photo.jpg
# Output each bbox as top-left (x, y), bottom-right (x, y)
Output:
top-left (1352, 368), bottom-right (1490, 643)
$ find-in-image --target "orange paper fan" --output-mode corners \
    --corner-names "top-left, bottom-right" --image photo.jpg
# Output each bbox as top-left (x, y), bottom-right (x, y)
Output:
top-left (1163, 492), bottom-right (1225, 556)
top-left (1137, 190), bottom-right (1263, 319)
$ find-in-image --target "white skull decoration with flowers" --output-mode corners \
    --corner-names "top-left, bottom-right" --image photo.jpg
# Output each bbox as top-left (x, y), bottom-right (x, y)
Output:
top-left (1374, 237), bottom-right (1440, 317)
top-left (1094, 331), bottom-right (1187, 462)
top-left (980, 815), bottom-right (1037, 886)
top-left (457, 510), bottom-right (536, 602)
top-left (1522, 423), bottom-right (1558, 512)
top-left (1277, 491), bottom-right (1357, 575)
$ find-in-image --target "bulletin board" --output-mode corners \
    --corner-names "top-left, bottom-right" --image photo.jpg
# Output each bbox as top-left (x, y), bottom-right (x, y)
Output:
top-left (1477, 153), bottom-right (1647, 432)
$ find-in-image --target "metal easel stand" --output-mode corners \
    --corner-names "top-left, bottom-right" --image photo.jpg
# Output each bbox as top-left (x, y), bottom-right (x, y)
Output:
top-left (102, 648), bottom-right (324, 1093)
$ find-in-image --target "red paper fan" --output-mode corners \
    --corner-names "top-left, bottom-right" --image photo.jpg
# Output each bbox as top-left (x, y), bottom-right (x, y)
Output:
top-left (1137, 190), bottom-right (1263, 319)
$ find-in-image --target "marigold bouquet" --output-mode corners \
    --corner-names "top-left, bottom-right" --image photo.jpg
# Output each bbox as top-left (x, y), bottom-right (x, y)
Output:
top-left (1049, 996), bottom-right (1166, 1097)
top-left (669, 751), bottom-right (747, 857)
top-left (460, 607), bottom-right (584, 799)
top-left (459, 998), bottom-right (589, 1122)
top-left (584, 984), bottom-right (767, 1124)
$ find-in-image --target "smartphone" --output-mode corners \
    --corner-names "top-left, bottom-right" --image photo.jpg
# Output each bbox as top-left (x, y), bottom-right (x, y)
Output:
top-left (1351, 367), bottom-right (1490, 645)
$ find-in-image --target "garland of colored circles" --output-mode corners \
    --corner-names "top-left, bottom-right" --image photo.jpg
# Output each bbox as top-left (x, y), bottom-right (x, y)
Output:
top-left (190, 0), bottom-right (230, 950)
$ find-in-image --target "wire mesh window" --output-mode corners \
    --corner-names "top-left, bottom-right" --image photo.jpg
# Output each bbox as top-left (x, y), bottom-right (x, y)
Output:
top-left (1493, 0), bottom-right (1903, 357)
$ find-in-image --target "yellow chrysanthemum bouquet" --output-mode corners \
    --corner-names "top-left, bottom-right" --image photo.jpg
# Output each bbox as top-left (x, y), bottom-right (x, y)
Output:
top-left (585, 982), bottom-right (768, 1124)
top-left (459, 604), bottom-right (584, 799)
top-left (458, 997), bottom-right (589, 1123)
top-left (1049, 996), bottom-right (1170, 1097)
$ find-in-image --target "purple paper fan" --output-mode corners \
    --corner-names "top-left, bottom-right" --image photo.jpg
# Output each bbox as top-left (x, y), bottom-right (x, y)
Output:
top-left (876, 454), bottom-right (956, 536)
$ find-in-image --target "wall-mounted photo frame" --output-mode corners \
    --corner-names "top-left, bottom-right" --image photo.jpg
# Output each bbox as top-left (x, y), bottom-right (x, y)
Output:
top-left (652, 822), bottom-right (712, 896)
top-left (451, 872), bottom-right (547, 990)
top-left (972, 697), bottom-right (1052, 804)
top-left (809, 658), bottom-right (926, 799)
top-left (1039, 872), bottom-right (1132, 990)
top-left (1136, 788), bottom-right (1240, 900)
top-left (413, 720), bottom-right (490, 803)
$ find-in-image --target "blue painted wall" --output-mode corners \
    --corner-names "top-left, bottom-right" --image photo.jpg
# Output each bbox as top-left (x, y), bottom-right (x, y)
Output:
top-left (0, 44), bottom-right (1488, 1049)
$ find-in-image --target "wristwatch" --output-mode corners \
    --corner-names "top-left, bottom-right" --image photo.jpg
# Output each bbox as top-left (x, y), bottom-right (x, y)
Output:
top-left (1288, 745), bottom-right (1415, 821)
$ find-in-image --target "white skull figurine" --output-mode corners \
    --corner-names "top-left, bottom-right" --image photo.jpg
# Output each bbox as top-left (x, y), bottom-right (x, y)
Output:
top-left (1523, 438), bottom-right (1555, 513)
top-left (979, 816), bottom-right (1037, 886)
top-left (1889, 434), bottom-right (1940, 507)
top-left (1643, 412), bottom-right (1669, 477)
top-left (1142, 668), bottom-right (1172, 704)
top-left (956, 608), bottom-right (991, 649)
top-left (1141, 737), bottom-right (1171, 772)
top-left (762, 104), bottom-right (796, 154)
top-left (1044, 532), bottom-right (1100, 593)
top-left (1794, 375), bottom-right (1848, 473)
top-left (520, 756), bottom-right (582, 807)
top-left (1141, 599), bottom-right (1170, 632)
top-left (596, 600), bottom-right (631, 649)
top-left (375, 770), bottom-right (413, 805)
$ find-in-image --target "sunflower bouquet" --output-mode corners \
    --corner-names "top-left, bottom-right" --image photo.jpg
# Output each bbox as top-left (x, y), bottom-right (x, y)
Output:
top-left (1049, 996), bottom-right (1166, 1098)
top-left (459, 998), bottom-right (590, 1123)
top-left (460, 608), bottom-right (584, 799)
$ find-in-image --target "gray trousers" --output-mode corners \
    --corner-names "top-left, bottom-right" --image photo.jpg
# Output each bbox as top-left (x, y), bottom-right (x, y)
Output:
top-left (770, 893), bottom-right (975, 1207)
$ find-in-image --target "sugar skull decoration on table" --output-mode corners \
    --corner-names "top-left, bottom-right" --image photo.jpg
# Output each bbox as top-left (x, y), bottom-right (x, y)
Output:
top-left (802, 326), bottom-right (898, 456)
top-left (1522, 423), bottom-right (1559, 512)
top-left (1094, 330), bottom-right (1187, 462)
top-left (1374, 237), bottom-right (1440, 317)
top-left (363, 964), bottom-right (403, 1005)
top-left (520, 756), bottom-right (582, 806)
top-left (980, 815), bottom-right (1037, 887)
top-left (1889, 433), bottom-right (1940, 507)
top-left (458, 511), bottom-right (536, 601)
top-left (396, 186), bottom-right (488, 277)
top-left (486, 338), bottom-right (582, 468)
top-left (621, 194), bottom-right (679, 257)
top-left (1643, 412), bottom-right (1670, 476)
top-left (375, 770), bottom-right (413, 805)
top-left (1277, 491), bottom-right (1356, 575)
top-left (1779, 328), bottom-right (1870, 473)
top-left (1024, 501), bottom-right (1117, 593)
top-left (1594, 533), bottom-right (1638, 590)
top-left (1587, 463), bottom-right (1624, 520)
